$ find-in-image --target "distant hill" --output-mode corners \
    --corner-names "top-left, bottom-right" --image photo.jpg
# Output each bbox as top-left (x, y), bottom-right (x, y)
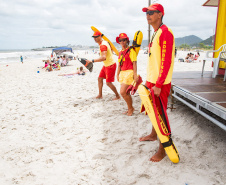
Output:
top-left (199, 35), bottom-right (214, 46)
top-left (141, 35), bottom-right (203, 47)
top-left (113, 35), bottom-right (213, 48)
top-left (175, 35), bottom-right (203, 47)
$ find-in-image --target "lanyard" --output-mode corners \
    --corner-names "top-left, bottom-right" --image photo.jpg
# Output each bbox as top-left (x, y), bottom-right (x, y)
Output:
top-left (120, 47), bottom-right (131, 66)
top-left (149, 23), bottom-right (163, 57)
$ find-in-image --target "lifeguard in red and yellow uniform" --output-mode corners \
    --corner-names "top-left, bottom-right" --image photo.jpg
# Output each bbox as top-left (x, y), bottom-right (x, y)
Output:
top-left (116, 33), bottom-right (138, 116)
top-left (139, 3), bottom-right (175, 162)
top-left (86, 31), bottom-right (120, 100)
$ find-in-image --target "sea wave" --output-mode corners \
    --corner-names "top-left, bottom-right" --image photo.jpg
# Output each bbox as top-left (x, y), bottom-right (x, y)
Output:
top-left (0, 49), bottom-right (89, 64)
top-left (0, 50), bottom-right (52, 64)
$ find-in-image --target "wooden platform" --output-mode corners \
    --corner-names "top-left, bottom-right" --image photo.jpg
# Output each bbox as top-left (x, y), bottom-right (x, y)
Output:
top-left (171, 71), bottom-right (226, 131)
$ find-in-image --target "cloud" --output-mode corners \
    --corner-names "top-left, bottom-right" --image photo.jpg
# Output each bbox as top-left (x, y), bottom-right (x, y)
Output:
top-left (0, 0), bottom-right (219, 49)
top-left (161, 0), bottom-right (217, 39)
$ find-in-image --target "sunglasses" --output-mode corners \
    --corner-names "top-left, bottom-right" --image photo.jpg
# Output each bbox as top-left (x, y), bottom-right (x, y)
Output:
top-left (119, 38), bottom-right (127, 42)
top-left (146, 10), bottom-right (160, 15)
top-left (93, 35), bottom-right (100, 38)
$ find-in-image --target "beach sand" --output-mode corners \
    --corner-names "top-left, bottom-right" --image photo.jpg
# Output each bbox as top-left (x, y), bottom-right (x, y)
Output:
top-left (0, 51), bottom-right (225, 185)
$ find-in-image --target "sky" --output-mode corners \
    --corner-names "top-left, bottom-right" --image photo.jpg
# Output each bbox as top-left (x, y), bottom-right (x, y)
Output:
top-left (0, 0), bottom-right (218, 50)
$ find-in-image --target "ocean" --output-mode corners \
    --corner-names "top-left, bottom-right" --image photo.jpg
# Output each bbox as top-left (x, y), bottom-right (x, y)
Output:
top-left (0, 50), bottom-right (52, 65)
top-left (0, 49), bottom-right (92, 65)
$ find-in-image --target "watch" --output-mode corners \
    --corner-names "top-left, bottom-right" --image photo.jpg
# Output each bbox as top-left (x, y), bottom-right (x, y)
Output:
top-left (92, 59), bottom-right (94, 63)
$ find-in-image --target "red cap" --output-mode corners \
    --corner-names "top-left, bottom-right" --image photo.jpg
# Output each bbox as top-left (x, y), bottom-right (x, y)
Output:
top-left (116, 33), bottom-right (129, 44)
top-left (92, 31), bottom-right (102, 37)
top-left (142, 3), bottom-right (164, 16)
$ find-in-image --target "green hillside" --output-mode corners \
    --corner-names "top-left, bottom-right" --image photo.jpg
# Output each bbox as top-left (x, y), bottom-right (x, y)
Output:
top-left (113, 35), bottom-right (214, 48)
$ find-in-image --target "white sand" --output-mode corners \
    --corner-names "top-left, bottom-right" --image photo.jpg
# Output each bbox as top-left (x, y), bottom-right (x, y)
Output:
top-left (0, 51), bottom-right (225, 185)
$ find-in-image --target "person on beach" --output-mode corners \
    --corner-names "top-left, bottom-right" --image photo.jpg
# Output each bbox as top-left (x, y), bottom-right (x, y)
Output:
top-left (47, 63), bottom-right (53, 72)
top-left (59, 56), bottom-right (63, 66)
top-left (116, 33), bottom-right (138, 116)
top-left (140, 3), bottom-right (175, 162)
top-left (62, 56), bottom-right (67, 66)
top-left (185, 53), bottom-right (190, 62)
top-left (42, 61), bottom-right (48, 69)
top-left (86, 31), bottom-right (120, 100)
top-left (56, 62), bottom-right (61, 70)
top-left (194, 52), bottom-right (200, 61)
top-left (58, 66), bottom-right (87, 76)
top-left (20, 56), bottom-right (23, 64)
top-left (185, 53), bottom-right (194, 63)
top-left (76, 66), bottom-right (86, 75)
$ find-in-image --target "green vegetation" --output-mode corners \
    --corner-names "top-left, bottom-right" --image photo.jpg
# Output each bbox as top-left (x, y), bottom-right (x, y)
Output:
top-left (178, 43), bottom-right (213, 50)
top-left (178, 44), bottom-right (191, 50)
top-left (89, 46), bottom-right (98, 48)
top-left (198, 43), bottom-right (213, 50)
top-left (176, 35), bottom-right (214, 50)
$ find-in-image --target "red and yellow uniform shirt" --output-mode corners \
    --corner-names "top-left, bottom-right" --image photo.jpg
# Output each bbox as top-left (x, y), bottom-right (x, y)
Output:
top-left (147, 24), bottom-right (175, 88)
top-left (118, 48), bottom-right (137, 85)
top-left (118, 48), bottom-right (137, 71)
top-left (99, 40), bottom-right (115, 67)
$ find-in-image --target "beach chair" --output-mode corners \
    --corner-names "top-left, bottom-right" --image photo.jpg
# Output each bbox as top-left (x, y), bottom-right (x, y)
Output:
top-left (202, 44), bottom-right (226, 80)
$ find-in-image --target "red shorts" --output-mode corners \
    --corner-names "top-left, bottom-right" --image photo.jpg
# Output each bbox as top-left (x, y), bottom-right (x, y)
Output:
top-left (99, 63), bottom-right (116, 82)
top-left (146, 81), bottom-right (171, 115)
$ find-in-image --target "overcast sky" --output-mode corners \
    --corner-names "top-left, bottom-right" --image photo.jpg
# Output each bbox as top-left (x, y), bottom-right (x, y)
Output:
top-left (0, 0), bottom-right (218, 49)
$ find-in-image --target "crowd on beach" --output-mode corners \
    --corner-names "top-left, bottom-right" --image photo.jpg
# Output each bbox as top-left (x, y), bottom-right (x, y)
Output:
top-left (184, 52), bottom-right (200, 62)
top-left (177, 51), bottom-right (201, 63)
top-left (41, 53), bottom-right (88, 76)
top-left (42, 55), bottom-right (72, 72)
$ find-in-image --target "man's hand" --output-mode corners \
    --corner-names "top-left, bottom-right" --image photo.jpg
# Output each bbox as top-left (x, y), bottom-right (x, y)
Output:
top-left (152, 86), bottom-right (161, 97)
